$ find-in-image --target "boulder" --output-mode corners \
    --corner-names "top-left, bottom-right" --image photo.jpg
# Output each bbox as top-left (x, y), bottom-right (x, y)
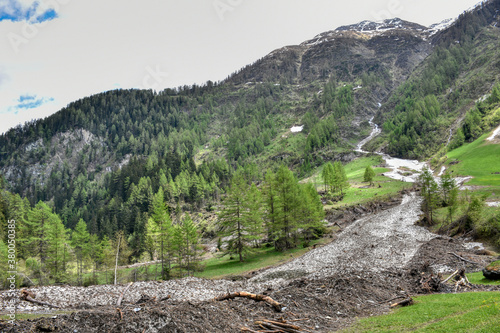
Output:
top-left (482, 261), bottom-right (500, 280)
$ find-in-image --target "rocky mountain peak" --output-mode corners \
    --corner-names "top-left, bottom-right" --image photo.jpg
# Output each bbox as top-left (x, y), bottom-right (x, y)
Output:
top-left (335, 18), bottom-right (428, 33)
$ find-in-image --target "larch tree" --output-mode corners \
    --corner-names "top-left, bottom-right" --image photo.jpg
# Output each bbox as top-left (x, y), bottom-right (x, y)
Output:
top-left (245, 183), bottom-right (263, 248)
top-left (179, 214), bottom-right (200, 276)
top-left (217, 173), bottom-right (256, 262)
top-left (45, 212), bottom-right (71, 283)
top-left (71, 219), bottom-right (90, 285)
top-left (150, 189), bottom-right (173, 280)
top-left (364, 166), bottom-right (376, 186)
top-left (26, 202), bottom-right (57, 285)
top-left (262, 170), bottom-right (278, 244)
top-left (274, 165), bottom-right (300, 251)
top-left (440, 172), bottom-right (456, 206)
top-left (297, 183), bottom-right (326, 245)
top-left (87, 233), bottom-right (103, 283)
top-left (419, 168), bottom-right (439, 225)
top-left (321, 162), bottom-right (335, 192)
top-left (334, 161), bottom-right (349, 195)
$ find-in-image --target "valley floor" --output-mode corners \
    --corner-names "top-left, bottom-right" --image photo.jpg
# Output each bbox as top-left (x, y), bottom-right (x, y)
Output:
top-left (1, 192), bottom-right (498, 332)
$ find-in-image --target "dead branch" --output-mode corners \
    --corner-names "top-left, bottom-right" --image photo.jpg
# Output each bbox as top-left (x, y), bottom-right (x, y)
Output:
top-left (20, 289), bottom-right (60, 308)
top-left (117, 282), bottom-right (133, 306)
top-left (442, 270), bottom-right (460, 283)
top-left (159, 295), bottom-right (171, 302)
top-left (116, 308), bottom-right (123, 320)
top-left (215, 291), bottom-right (285, 312)
top-left (240, 328), bottom-right (260, 333)
top-left (390, 297), bottom-right (413, 308)
top-left (256, 321), bottom-right (299, 333)
top-left (261, 320), bottom-right (302, 330)
top-left (448, 252), bottom-right (479, 265)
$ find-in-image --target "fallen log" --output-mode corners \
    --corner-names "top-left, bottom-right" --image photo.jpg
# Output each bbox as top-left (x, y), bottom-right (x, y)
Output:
top-left (390, 297), bottom-right (413, 308)
top-left (117, 282), bottom-right (133, 306)
top-left (20, 289), bottom-right (60, 308)
top-left (215, 291), bottom-right (285, 312)
top-left (448, 252), bottom-right (479, 265)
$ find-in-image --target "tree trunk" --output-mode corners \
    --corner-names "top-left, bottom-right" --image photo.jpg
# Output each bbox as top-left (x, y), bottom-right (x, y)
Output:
top-left (114, 234), bottom-right (121, 285)
top-left (215, 292), bottom-right (284, 312)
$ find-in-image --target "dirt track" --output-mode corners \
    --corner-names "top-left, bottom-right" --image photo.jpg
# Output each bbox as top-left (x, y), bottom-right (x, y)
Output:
top-left (1, 192), bottom-right (498, 332)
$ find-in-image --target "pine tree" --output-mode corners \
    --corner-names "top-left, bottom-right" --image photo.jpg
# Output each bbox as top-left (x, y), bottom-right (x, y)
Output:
top-left (217, 173), bottom-right (255, 262)
top-left (87, 233), bottom-right (102, 284)
top-left (71, 219), bottom-right (90, 285)
top-left (274, 165), bottom-right (300, 251)
top-left (262, 170), bottom-right (278, 243)
top-left (297, 183), bottom-right (325, 245)
top-left (99, 236), bottom-right (113, 284)
top-left (171, 224), bottom-right (184, 276)
top-left (245, 183), bottom-right (263, 248)
top-left (364, 166), bottom-right (376, 186)
top-left (180, 214), bottom-right (200, 275)
top-left (440, 172), bottom-right (456, 206)
top-left (334, 161), bottom-right (349, 195)
top-left (145, 217), bottom-right (160, 261)
top-left (45, 213), bottom-right (71, 283)
top-left (419, 168), bottom-right (439, 225)
top-left (321, 162), bottom-right (335, 192)
top-left (26, 202), bottom-right (57, 284)
top-left (150, 189), bottom-right (173, 279)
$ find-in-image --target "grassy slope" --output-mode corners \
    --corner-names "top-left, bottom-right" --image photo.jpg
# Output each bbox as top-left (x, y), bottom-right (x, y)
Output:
top-left (445, 132), bottom-right (500, 200)
top-left (341, 292), bottom-right (500, 333)
top-left (195, 238), bottom-right (330, 279)
top-left (306, 155), bottom-right (408, 209)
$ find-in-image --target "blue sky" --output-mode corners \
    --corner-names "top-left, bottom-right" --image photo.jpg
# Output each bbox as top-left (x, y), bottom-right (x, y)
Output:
top-left (0, 0), bottom-right (484, 134)
top-left (13, 94), bottom-right (54, 112)
top-left (0, 0), bottom-right (58, 23)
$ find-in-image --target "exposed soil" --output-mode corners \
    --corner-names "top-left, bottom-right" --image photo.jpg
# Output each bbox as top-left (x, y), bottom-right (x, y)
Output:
top-left (1, 193), bottom-right (499, 333)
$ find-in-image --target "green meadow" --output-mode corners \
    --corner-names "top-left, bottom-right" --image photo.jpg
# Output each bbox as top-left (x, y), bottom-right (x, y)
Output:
top-left (341, 291), bottom-right (500, 333)
top-left (445, 133), bottom-right (500, 200)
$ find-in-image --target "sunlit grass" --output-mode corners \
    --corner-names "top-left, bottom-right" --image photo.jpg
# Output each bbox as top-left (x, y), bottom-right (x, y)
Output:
top-left (195, 238), bottom-right (329, 279)
top-left (342, 292), bottom-right (500, 333)
top-left (446, 133), bottom-right (500, 200)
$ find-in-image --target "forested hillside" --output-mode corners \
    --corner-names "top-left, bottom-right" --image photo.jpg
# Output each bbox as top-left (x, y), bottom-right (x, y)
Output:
top-left (0, 14), bottom-right (435, 235)
top-left (1, 0), bottom-right (500, 287)
top-left (373, 0), bottom-right (500, 158)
